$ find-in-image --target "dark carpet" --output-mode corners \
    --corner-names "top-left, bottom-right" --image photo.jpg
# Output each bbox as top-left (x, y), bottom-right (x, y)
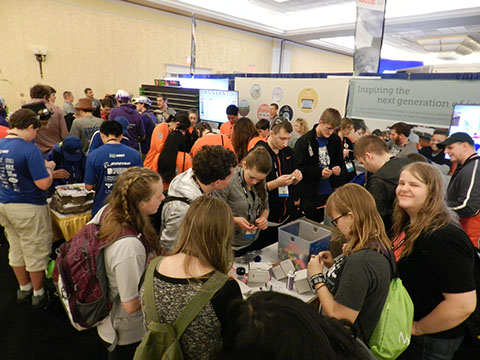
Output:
top-left (0, 232), bottom-right (108, 360)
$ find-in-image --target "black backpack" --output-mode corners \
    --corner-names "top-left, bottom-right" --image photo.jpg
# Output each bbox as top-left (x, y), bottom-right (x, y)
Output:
top-left (149, 196), bottom-right (192, 235)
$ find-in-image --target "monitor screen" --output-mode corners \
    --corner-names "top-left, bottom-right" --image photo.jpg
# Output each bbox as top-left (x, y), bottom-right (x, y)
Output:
top-left (449, 104), bottom-right (480, 155)
top-left (199, 89), bottom-right (238, 123)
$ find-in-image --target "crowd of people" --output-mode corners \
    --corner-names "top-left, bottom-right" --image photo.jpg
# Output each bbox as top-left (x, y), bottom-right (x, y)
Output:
top-left (0, 86), bottom-right (478, 360)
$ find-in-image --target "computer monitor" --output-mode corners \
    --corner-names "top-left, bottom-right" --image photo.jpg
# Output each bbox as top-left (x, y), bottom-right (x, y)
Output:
top-left (449, 104), bottom-right (480, 155)
top-left (199, 89), bottom-right (238, 123)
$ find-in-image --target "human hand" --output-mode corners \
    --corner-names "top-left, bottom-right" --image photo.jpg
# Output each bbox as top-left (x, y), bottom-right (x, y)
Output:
top-left (233, 217), bottom-right (257, 231)
top-left (321, 168), bottom-right (333, 178)
top-left (411, 321), bottom-right (423, 336)
top-left (318, 251), bottom-right (334, 268)
top-left (276, 174), bottom-right (293, 187)
top-left (343, 149), bottom-right (349, 158)
top-left (291, 169), bottom-right (303, 184)
top-left (52, 169), bottom-right (70, 179)
top-left (307, 254), bottom-right (324, 277)
top-left (332, 166), bottom-right (341, 176)
top-left (255, 217), bottom-right (268, 230)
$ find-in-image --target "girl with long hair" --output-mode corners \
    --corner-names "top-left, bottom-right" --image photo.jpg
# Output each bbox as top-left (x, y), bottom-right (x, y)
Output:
top-left (213, 147), bottom-right (271, 256)
top-left (333, 117), bottom-right (357, 186)
top-left (232, 117), bottom-right (265, 162)
top-left (157, 130), bottom-right (192, 190)
top-left (392, 162), bottom-right (476, 360)
top-left (307, 183), bottom-right (391, 343)
top-left (140, 196), bottom-right (242, 359)
top-left (93, 167), bottom-right (164, 359)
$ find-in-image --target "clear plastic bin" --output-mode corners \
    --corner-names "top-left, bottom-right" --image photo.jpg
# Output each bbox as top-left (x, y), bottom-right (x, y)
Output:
top-left (278, 219), bottom-right (331, 270)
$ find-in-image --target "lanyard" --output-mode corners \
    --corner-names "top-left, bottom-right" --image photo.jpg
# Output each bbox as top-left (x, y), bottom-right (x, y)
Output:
top-left (192, 175), bottom-right (205, 195)
top-left (238, 169), bottom-right (256, 223)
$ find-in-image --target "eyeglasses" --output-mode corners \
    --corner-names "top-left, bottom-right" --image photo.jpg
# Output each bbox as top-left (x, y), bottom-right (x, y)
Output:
top-left (331, 213), bottom-right (348, 227)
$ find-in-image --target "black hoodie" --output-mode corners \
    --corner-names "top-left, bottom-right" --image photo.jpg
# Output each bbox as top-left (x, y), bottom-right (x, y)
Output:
top-left (366, 156), bottom-right (410, 233)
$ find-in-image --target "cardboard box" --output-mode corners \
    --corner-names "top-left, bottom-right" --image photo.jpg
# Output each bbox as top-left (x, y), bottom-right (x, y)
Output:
top-left (270, 259), bottom-right (295, 280)
top-left (294, 269), bottom-right (311, 294)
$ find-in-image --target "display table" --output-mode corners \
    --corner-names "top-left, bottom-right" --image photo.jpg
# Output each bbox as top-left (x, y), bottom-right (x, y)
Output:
top-left (50, 208), bottom-right (91, 242)
top-left (233, 243), bottom-right (317, 303)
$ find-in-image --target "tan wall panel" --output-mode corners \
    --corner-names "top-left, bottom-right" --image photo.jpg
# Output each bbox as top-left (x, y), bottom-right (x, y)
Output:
top-left (0, 0), bottom-right (351, 112)
top-left (287, 42), bottom-right (353, 73)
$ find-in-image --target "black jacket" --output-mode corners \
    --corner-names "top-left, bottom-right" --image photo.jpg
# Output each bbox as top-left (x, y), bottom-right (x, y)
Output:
top-left (294, 125), bottom-right (343, 199)
top-left (254, 142), bottom-right (299, 224)
top-left (366, 156), bottom-right (410, 233)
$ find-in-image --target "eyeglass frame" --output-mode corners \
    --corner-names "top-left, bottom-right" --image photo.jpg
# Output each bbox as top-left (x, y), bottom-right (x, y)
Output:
top-left (331, 213), bottom-right (348, 227)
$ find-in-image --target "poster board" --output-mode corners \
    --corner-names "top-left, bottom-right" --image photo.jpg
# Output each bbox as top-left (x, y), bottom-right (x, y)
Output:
top-left (235, 78), bottom-right (350, 128)
top-left (346, 79), bottom-right (480, 129)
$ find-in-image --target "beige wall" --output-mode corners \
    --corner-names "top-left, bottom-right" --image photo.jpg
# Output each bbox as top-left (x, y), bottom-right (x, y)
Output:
top-left (287, 42), bottom-right (353, 73)
top-left (0, 0), bottom-right (352, 112)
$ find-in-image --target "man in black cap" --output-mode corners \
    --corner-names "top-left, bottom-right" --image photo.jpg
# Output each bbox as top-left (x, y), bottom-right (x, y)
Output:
top-left (438, 132), bottom-right (480, 247)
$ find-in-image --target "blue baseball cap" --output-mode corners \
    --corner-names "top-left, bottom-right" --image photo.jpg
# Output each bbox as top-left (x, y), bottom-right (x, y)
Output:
top-left (61, 136), bottom-right (82, 162)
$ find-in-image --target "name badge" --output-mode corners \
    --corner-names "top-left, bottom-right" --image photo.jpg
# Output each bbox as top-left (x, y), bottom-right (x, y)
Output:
top-left (308, 144), bottom-right (314, 157)
top-left (345, 161), bottom-right (355, 173)
top-left (245, 230), bottom-right (256, 238)
top-left (278, 185), bottom-right (289, 197)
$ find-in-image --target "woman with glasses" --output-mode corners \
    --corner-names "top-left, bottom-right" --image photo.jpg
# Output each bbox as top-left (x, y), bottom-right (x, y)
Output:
top-left (307, 183), bottom-right (391, 344)
top-left (392, 162), bottom-right (476, 360)
top-left (213, 147), bottom-right (271, 256)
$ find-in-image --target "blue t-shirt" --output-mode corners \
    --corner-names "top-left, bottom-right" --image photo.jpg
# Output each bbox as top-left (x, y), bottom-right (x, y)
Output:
top-left (0, 138), bottom-right (49, 205)
top-left (87, 131), bottom-right (130, 155)
top-left (84, 143), bottom-right (143, 216)
top-left (316, 136), bottom-right (332, 196)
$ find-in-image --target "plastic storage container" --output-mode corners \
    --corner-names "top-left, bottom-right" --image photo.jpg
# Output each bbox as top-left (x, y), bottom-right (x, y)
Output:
top-left (278, 219), bottom-right (331, 270)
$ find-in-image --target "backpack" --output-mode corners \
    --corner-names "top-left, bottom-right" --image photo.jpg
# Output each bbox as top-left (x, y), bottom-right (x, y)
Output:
top-left (134, 256), bottom-right (228, 360)
top-left (52, 219), bottom-right (142, 331)
top-left (368, 252), bottom-right (414, 360)
top-left (465, 247), bottom-right (480, 345)
top-left (149, 196), bottom-right (192, 235)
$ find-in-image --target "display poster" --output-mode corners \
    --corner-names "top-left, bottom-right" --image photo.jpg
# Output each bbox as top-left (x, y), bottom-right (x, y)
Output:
top-left (250, 84), bottom-right (262, 100)
top-left (239, 99), bottom-right (250, 117)
top-left (235, 78), bottom-right (349, 127)
top-left (297, 88), bottom-right (319, 113)
top-left (346, 79), bottom-right (480, 127)
top-left (272, 86), bottom-right (284, 103)
top-left (354, 0), bottom-right (386, 74)
top-left (257, 103), bottom-right (270, 120)
top-left (279, 105), bottom-right (293, 121)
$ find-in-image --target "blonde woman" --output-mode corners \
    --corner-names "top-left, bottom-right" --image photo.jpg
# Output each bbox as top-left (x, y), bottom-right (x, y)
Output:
top-left (392, 162), bottom-right (476, 360)
top-left (307, 183), bottom-right (391, 343)
top-left (289, 117), bottom-right (309, 149)
top-left (92, 167), bottom-right (164, 359)
top-left (140, 196), bottom-right (242, 359)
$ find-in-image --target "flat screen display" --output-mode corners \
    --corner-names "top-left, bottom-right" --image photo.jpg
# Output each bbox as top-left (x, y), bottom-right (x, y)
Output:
top-left (199, 89), bottom-right (238, 123)
top-left (449, 104), bottom-right (480, 155)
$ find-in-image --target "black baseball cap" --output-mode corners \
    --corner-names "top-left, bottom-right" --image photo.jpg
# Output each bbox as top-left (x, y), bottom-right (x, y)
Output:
top-left (437, 132), bottom-right (474, 149)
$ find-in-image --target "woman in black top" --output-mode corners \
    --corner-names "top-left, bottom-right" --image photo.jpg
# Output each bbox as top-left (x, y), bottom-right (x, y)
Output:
top-left (392, 162), bottom-right (476, 360)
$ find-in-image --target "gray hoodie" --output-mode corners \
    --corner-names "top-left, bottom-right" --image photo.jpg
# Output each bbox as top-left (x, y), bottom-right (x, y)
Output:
top-left (160, 168), bottom-right (202, 253)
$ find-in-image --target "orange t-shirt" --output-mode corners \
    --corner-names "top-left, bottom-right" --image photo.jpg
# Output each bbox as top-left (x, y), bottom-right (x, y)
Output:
top-left (0, 126), bottom-right (9, 139)
top-left (190, 134), bottom-right (234, 158)
top-left (163, 151), bottom-right (193, 190)
top-left (144, 123), bottom-right (170, 171)
top-left (220, 121), bottom-right (234, 139)
top-left (247, 136), bottom-right (265, 152)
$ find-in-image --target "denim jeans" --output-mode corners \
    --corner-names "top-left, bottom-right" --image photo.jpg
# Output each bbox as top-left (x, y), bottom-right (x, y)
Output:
top-left (398, 334), bottom-right (464, 360)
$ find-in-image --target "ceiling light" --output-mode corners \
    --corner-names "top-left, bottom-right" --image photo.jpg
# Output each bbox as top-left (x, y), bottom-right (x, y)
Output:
top-left (417, 35), bottom-right (480, 59)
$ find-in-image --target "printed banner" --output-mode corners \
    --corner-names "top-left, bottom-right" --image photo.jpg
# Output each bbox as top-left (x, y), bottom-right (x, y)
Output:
top-left (190, 15), bottom-right (196, 75)
top-left (346, 79), bottom-right (480, 127)
top-left (354, 0), bottom-right (387, 74)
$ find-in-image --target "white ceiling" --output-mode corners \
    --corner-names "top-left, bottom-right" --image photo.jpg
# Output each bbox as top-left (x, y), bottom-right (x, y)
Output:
top-left (130, 0), bottom-right (480, 65)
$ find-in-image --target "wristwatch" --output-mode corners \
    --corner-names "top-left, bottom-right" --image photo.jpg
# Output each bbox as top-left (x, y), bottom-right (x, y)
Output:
top-left (310, 273), bottom-right (326, 290)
